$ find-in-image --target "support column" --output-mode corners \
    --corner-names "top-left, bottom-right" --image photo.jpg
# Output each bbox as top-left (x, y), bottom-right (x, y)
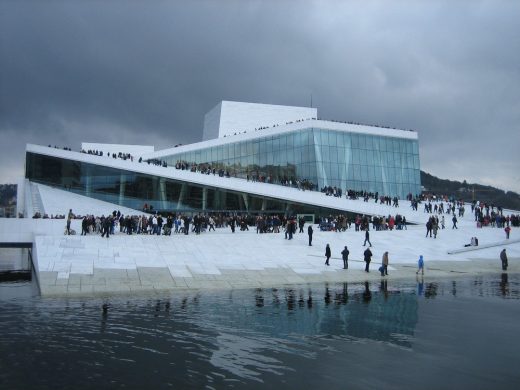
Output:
top-left (213, 189), bottom-right (220, 210)
top-left (241, 194), bottom-right (249, 212)
top-left (118, 174), bottom-right (126, 206)
top-left (202, 187), bottom-right (208, 211)
top-left (159, 178), bottom-right (166, 210)
top-left (177, 183), bottom-right (187, 211)
top-left (261, 198), bottom-right (267, 211)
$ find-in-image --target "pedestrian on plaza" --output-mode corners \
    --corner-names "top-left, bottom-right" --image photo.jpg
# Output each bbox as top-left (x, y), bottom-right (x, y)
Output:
top-left (325, 244), bottom-right (331, 266)
top-left (101, 216), bottom-right (111, 238)
top-left (500, 249), bottom-right (508, 271)
top-left (308, 225), bottom-right (313, 246)
top-left (184, 216), bottom-right (190, 235)
top-left (416, 255), bottom-right (424, 275)
top-left (452, 215), bottom-right (458, 229)
top-left (341, 246), bottom-right (350, 269)
top-left (381, 251), bottom-right (389, 276)
top-left (81, 216), bottom-right (88, 236)
top-left (364, 247), bottom-right (373, 272)
top-left (425, 219), bottom-right (432, 237)
top-left (363, 229), bottom-right (372, 247)
top-left (66, 209), bottom-right (74, 235)
top-left (208, 216), bottom-right (216, 231)
top-left (505, 226), bottom-right (511, 239)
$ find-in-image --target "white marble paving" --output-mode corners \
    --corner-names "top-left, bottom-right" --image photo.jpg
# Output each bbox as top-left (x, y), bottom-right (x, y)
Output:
top-left (33, 215), bottom-right (520, 285)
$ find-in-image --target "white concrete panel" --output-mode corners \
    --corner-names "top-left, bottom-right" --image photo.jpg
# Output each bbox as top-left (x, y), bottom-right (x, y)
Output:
top-left (202, 102), bottom-right (222, 141)
top-left (217, 101), bottom-right (317, 139)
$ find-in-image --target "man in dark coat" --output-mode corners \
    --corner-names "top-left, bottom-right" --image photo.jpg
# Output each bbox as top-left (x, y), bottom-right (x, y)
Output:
top-left (341, 246), bottom-right (350, 269)
top-left (81, 216), bottom-right (88, 236)
top-left (308, 225), bottom-right (313, 246)
top-left (184, 216), bottom-right (190, 235)
top-left (364, 247), bottom-right (373, 272)
top-left (101, 216), bottom-right (111, 238)
top-left (452, 215), bottom-right (458, 229)
top-left (500, 249), bottom-right (508, 271)
top-left (325, 244), bottom-right (331, 266)
top-left (363, 230), bottom-right (372, 247)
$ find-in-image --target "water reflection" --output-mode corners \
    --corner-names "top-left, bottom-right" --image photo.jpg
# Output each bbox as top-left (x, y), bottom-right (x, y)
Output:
top-left (500, 273), bottom-right (508, 297)
top-left (0, 274), bottom-right (519, 389)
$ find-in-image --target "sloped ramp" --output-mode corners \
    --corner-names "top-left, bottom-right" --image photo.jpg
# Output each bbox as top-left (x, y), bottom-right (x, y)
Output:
top-left (447, 238), bottom-right (520, 254)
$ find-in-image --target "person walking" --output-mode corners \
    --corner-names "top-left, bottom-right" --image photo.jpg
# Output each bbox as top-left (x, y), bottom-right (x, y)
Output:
top-left (341, 246), bottom-right (350, 269)
top-left (452, 215), bottom-right (458, 229)
top-left (364, 247), bottom-right (373, 272)
top-left (363, 230), bottom-right (372, 247)
top-left (416, 255), bottom-right (424, 275)
top-left (208, 216), bottom-right (216, 231)
top-left (325, 244), bottom-right (331, 266)
top-left (381, 251), bottom-right (389, 276)
top-left (500, 249), bottom-right (508, 271)
top-left (308, 225), bottom-right (313, 246)
top-left (425, 219), bottom-right (432, 238)
top-left (505, 226), bottom-right (511, 239)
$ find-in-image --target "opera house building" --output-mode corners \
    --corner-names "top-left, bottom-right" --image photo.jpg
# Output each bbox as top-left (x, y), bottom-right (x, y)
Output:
top-left (22, 101), bottom-right (421, 217)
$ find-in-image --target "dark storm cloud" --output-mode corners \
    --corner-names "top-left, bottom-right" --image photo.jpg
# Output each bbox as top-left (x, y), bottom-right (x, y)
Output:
top-left (1, 0), bottom-right (519, 191)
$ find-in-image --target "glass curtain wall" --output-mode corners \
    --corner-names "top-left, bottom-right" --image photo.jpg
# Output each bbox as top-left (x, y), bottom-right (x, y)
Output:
top-left (161, 128), bottom-right (421, 198)
top-left (25, 152), bottom-right (351, 216)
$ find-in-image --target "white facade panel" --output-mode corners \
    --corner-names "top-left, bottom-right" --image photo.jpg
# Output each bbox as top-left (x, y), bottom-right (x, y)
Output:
top-left (202, 101), bottom-right (317, 140)
top-left (202, 102), bottom-right (222, 141)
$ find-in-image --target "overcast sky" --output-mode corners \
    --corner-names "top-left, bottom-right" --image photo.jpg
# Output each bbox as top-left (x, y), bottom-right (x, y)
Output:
top-left (1, 0), bottom-right (519, 193)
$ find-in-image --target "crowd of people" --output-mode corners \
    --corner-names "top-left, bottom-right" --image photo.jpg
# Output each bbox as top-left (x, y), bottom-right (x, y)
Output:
top-left (318, 213), bottom-right (407, 232)
top-left (32, 212), bottom-right (66, 219)
top-left (81, 149), bottom-right (135, 162)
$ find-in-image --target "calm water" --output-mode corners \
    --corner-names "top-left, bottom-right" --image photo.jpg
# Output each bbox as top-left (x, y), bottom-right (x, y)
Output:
top-left (0, 275), bottom-right (519, 389)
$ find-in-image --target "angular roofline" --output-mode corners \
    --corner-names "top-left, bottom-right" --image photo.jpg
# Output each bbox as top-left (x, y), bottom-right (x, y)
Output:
top-left (145, 119), bottom-right (418, 160)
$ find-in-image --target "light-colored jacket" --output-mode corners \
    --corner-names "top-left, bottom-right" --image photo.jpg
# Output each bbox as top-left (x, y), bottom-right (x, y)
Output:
top-left (382, 252), bottom-right (389, 266)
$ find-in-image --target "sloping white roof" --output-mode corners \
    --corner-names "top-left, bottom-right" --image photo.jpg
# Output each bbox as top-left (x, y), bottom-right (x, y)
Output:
top-left (144, 118), bottom-right (418, 160)
top-left (27, 144), bottom-right (424, 222)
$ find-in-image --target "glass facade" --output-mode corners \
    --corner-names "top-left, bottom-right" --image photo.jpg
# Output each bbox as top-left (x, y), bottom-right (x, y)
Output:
top-left (25, 152), bottom-right (351, 216)
top-left (161, 127), bottom-right (421, 198)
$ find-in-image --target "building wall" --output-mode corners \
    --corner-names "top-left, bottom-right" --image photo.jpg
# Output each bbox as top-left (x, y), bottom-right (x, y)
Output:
top-left (161, 127), bottom-right (421, 198)
top-left (202, 102), bottom-right (222, 141)
top-left (25, 152), bottom-right (350, 216)
top-left (202, 101), bottom-right (317, 140)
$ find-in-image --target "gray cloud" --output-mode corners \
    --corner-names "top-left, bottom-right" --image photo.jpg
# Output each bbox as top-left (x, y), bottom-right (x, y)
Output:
top-left (1, 0), bottom-right (519, 192)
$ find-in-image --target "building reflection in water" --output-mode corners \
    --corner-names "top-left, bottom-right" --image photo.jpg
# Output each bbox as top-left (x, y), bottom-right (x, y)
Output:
top-left (239, 281), bottom-right (418, 348)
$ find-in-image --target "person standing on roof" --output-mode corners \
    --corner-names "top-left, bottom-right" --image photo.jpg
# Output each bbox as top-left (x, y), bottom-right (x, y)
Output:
top-left (325, 244), bottom-right (331, 266)
top-left (308, 225), bottom-right (313, 246)
top-left (500, 249), bottom-right (508, 271)
top-left (363, 229), bottom-right (372, 247)
top-left (416, 255), bottom-right (425, 275)
top-left (364, 247), bottom-right (373, 272)
top-left (341, 246), bottom-right (349, 269)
